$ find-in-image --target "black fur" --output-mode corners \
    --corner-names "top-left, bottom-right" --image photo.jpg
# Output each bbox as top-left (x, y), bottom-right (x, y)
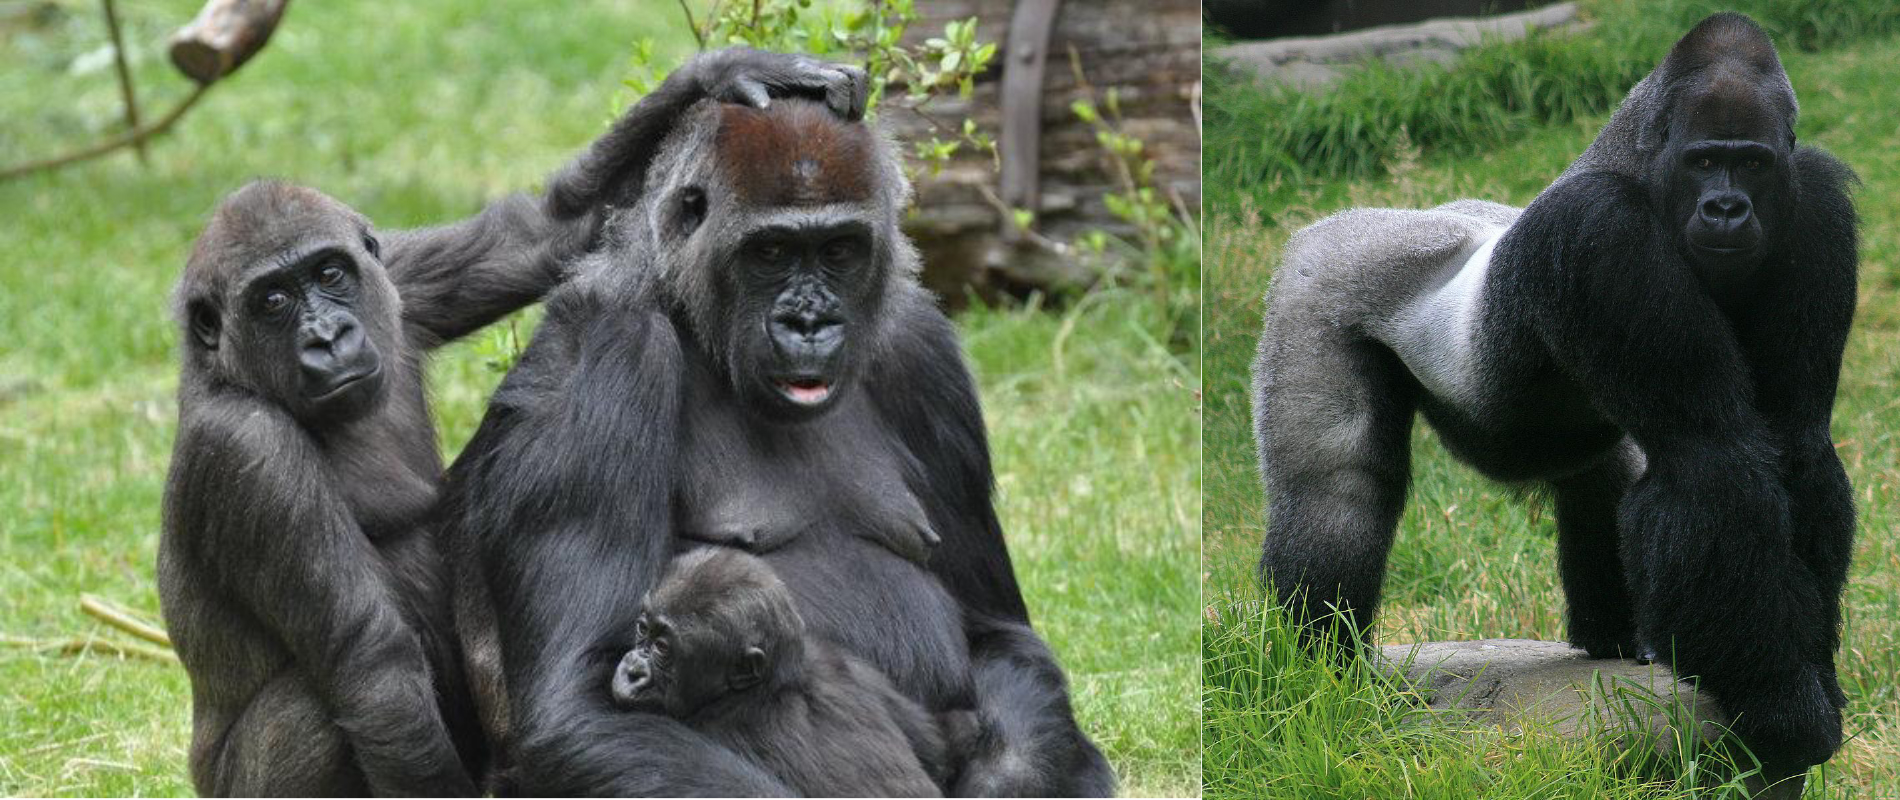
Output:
top-left (1256, 13), bottom-right (1857, 778)
top-left (158, 47), bottom-right (858, 796)
top-left (441, 95), bottom-right (1113, 796)
top-left (611, 548), bottom-right (961, 797)
top-left (159, 180), bottom-right (588, 796)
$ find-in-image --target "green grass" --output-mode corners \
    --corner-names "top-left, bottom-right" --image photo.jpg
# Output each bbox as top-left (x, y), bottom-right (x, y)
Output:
top-left (1204, 26), bottom-right (1900, 800)
top-left (1205, 0), bottom-right (1900, 214)
top-left (0, 2), bottom-right (1200, 795)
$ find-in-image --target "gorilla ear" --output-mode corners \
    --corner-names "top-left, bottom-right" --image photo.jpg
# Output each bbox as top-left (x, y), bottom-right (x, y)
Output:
top-left (730, 646), bottom-right (767, 691)
top-left (187, 300), bottom-right (221, 351)
top-left (676, 186), bottom-right (707, 237)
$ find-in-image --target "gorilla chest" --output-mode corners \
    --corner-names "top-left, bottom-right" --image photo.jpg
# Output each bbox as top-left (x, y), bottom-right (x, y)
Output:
top-left (674, 393), bottom-right (934, 559)
top-left (671, 393), bottom-right (972, 705)
top-left (762, 538), bottom-right (974, 708)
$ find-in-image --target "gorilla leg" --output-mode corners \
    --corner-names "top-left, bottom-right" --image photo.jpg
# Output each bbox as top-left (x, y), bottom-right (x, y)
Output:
top-left (205, 673), bottom-right (366, 796)
top-left (1551, 442), bottom-right (1641, 659)
top-left (956, 621), bottom-right (1113, 798)
top-left (1255, 330), bottom-right (1416, 654)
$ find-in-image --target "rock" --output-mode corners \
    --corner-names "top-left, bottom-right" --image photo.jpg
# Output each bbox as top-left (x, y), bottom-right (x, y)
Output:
top-left (1377, 639), bottom-right (1803, 799)
top-left (1210, 3), bottom-right (1585, 90)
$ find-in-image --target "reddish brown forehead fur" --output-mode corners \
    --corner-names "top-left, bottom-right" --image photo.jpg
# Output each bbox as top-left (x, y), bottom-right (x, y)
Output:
top-left (714, 102), bottom-right (876, 208)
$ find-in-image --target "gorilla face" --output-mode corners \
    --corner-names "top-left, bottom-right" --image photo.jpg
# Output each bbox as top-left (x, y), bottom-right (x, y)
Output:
top-left (1657, 76), bottom-right (1794, 278)
top-left (714, 210), bottom-right (881, 423)
top-left (638, 99), bottom-right (905, 425)
top-left (182, 189), bottom-right (400, 425)
top-left (611, 605), bottom-right (770, 719)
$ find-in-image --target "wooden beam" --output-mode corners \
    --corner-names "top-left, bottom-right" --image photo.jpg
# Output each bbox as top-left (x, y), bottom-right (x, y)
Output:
top-left (168, 0), bottom-right (291, 85)
top-left (997, 0), bottom-right (1061, 225)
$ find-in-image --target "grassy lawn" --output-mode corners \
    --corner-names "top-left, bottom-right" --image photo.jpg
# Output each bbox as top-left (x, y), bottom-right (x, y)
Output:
top-left (0, 1), bottom-right (1200, 795)
top-left (1203, 28), bottom-right (1900, 800)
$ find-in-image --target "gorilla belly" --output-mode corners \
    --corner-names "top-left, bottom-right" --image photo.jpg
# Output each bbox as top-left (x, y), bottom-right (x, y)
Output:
top-left (761, 533), bottom-right (974, 710)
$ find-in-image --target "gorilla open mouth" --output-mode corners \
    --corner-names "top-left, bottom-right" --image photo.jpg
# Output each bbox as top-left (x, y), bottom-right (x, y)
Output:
top-left (774, 376), bottom-right (833, 406)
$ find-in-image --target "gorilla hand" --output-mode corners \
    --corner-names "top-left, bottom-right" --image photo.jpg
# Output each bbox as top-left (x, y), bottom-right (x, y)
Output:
top-left (1723, 664), bottom-right (1844, 778)
top-left (690, 47), bottom-right (869, 121)
top-left (547, 47), bottom-right (869, 218)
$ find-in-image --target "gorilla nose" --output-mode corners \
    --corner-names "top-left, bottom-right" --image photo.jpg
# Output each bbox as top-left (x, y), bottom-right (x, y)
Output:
top-left (771, 311), bottom-right (843, 357)
top-left (1700, 194), bottom-right (1752, 224)
top-left (611, 659), bottom-right (651, 706)
top-left (300, 318), bottom-right (365, 375)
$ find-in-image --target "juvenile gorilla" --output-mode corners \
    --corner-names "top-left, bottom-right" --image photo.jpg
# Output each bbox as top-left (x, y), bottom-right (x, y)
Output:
top-left (159, 48), bottom-right (868, 796)
top-left (611, 548), bottom-right (962, 797)
top-left (443, 98), bottom-right (1113, 795)
top-left (1255, 13), bottom-right (1856, 777)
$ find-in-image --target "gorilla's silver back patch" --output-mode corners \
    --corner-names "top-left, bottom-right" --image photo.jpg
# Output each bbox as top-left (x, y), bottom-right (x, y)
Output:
top-left (1385, 227), bottom-right (1501, 410)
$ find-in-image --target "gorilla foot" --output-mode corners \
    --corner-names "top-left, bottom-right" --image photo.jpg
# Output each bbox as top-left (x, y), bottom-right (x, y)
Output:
top-left (1565, 626), bottom-right (1638, 661)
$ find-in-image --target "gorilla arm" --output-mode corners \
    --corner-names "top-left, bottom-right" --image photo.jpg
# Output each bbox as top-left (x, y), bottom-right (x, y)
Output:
top-left (1504, 171), bottom-right (1842, 771)
top-left (383, 48), bottom-right (872, 349)
top-left (443, 283), bottom-right (789, 796)
top-left (1731, 147), bottom-right (1859, 709)
top-left (546, 47), bottom-right (868, 218)
top-left (380, 194), bottom-right (598, 349)
top-left (870, 290), bottom-right (1116, 797)
top-left (169, 400), bottom-right (474, 796)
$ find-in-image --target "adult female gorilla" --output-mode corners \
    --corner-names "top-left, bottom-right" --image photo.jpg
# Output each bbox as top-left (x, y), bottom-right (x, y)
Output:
top-left (442, 98), bottom-right (1114, 795)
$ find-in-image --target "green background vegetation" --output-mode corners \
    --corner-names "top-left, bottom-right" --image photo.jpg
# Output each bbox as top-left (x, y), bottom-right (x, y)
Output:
top-left (0, 1), bottom-right (1199, 795)
top-left (1205, 1), bottom-right (1900, 797)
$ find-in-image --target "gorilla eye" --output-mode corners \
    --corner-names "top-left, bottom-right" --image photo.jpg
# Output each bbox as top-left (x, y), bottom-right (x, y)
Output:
top-left (362, 234), bottom-right (381, 259)
top-left (1745, 158), bottom-right (1763, 170)
top-left (651, 635), bottom-right (670, 658)
top-left (318, 266), bottom-right (347, 289)
top-left (260, 290), bottom-right (292, 315)
top-left (635, 619), bottom-right (649, 640)
top-left (753, 242), bottom-right (790, 264)
top-left (1696, 157), bottom-right (1713, 169)
top-left (820, 238), bottom-right (861, 264)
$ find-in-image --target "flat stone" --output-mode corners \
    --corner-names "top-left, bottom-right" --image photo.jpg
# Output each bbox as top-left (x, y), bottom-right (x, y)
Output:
top-left (1377, 639), bottom-right (1803, 799)
top-left (1211, 3), bottom-right (1584, 89)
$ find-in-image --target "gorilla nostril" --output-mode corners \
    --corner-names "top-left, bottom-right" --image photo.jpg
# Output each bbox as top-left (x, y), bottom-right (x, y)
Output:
top-left (774, 311), bottom-right (836, 338)
top-left (1702, 196), bottom-right (1751, 222)
top-left (304, 319), bottom-right (361, 355)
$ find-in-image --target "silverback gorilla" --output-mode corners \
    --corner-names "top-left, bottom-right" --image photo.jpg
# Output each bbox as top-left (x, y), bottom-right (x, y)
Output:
top-left (159, 49), bottom-right (870, 796)
top-left (1255, 13), bottom-right (1856, 778)
top-left (611, 548), bottom-right (963, 797)
top-left (441, 98), bottom-right (1114, 794)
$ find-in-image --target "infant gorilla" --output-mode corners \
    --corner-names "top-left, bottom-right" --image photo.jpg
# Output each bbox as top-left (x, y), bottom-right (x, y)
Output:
top-left (612, 548), bottom-right (971, 797)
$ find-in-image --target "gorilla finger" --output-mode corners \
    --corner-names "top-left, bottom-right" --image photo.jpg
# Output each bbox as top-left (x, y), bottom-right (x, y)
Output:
top-left (828, 65), bottom-right (870, 121)
top-left (733, 78), bottom-right (773, 110)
